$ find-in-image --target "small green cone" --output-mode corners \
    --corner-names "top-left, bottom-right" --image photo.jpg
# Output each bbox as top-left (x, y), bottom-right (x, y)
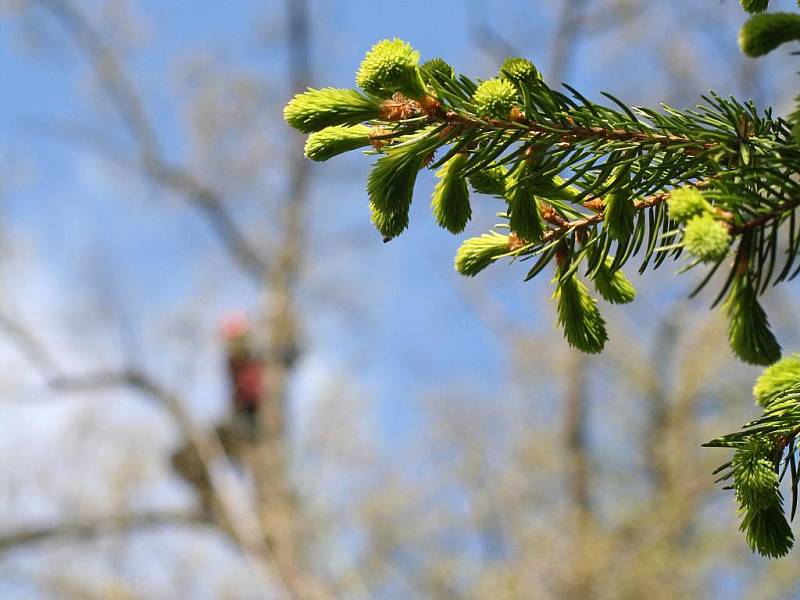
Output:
top-left (668, 187), bottom-right (712, 224)
top-left (420, 58), bottom-right (455, 85)
top-left (500, 57), bottom-right (541, 85)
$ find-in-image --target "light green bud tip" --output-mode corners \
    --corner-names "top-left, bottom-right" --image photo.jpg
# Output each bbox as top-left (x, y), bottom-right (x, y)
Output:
top-left (284, 87), bottom-right (382, 133)
top-left (592, 257), bottom-right (636, 305)
top-left (739, 12), bottom-right (800, 57)
top-left (432, 153), bottom-right (471, 234)
top-left (668, 187), bottom-right (711, 223)
top-left (740, 501), bottom-right (794, 558)
top-left (733, 437), bottom-right (779, 512)
top-left (468, 165), bottom-right (508, 197)
top-left (753, 354), bottom-right (800, 407)
top-left (725, 276), bottom-right (781, 366)
top-left (455, 232), bottom-right (510, 276)
top-left (683, 214), bottom-right (731, 263)
top-left (304, 125), bottom-right (372, 161)
top-left (355, 38), bottom-right (423, 98)
top-left (472, 78), bottom-right (517, 119)
top-left (505, 162), bottom-right (545, 241)
top-left (500, 57), bottom-right (540, 83)
top-left (554, 274), bottom-right (608, 354)
top-left (603, 184), bottom-right (634, 241)
top-left (740, 0), bottom-right (769, 14)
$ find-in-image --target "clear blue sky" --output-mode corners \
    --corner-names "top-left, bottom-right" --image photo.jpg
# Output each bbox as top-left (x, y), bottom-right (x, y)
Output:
top-left (1, 0), bottom-right (798, 433)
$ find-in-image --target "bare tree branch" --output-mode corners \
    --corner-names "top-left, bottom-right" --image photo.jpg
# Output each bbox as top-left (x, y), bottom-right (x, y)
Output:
top-left (31, 0), bottom-right (268, 281)
top-left (11, 2), bottom-right (327, 596)
top-left (0, 510), bottom-right (208, 552)
top-left (0, 311), bottom-right (61, 377)
top-left (0, 309), bottom-right (286, 600)
top-left (145, 163), bottom-right (270, 279)
top-left (34, 0), bottom-right (159, 160)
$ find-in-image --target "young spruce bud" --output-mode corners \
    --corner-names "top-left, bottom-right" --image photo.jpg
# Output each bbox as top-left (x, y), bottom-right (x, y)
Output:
top-left (739, 12), bottom-right (800, 57)
top-left (304, 125), bottom-right (372, 162)
top-left (739, 501), bottom-right (794, 559)
top-left (356, 39), bottom-right (426, 99)
top-left (683, 214), bottom-right (731, 263)
top-left (668, 187), bottom-right (712, 223)
top-left (284, 88), bottom-right (382, 133)
top-left (592, 257), bottom-right (637, 305)
top-left (553, 271), bottom-right (608, 354)
top-left (454, 232), bottom-right (511, 277)
top-left (431, 153), bottom-right (471, 233)
top-left (367, 133), bottom-right (441, 240)
top-left (603, 168), bottom-right (635, 241)
top-left (732, 437), bottom-right (779, 511)
top-left (724, 275), bottom-right (781, 366)
top-left (752, 354), bottom-right (800, 407)
top-left (472, 78), bottom-right (518, 119)
top-left (790, 94), bottom-right (800, 147)
top-left (740, 0), bottom-right (769, 14)
top-left (468, 164), bottom-right (508, 197)
top-left (504, 161), bottom-right (546, 242)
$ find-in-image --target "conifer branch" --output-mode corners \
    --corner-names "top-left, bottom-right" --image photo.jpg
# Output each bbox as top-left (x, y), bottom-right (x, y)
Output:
top-left (283, 14), bottom-right (800, 558)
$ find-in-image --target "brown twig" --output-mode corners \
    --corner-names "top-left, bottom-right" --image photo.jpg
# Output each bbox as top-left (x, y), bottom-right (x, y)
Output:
top-left (520, 174), bottom-right (800, 252)
top-left (0, 511), bottom-right (208, 552)
top-left (444, 111), bottom-right (718, 151)
top-left (731, 196), bottom-right (800, 235)
top-left (535, 189), bottom-right (672, 246)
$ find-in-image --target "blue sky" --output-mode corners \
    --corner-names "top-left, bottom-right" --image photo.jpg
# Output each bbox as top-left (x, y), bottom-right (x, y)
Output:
top-left (2, 0), bottom-right (797, 467)
top-left (1, 0), bottom-right (798, 461)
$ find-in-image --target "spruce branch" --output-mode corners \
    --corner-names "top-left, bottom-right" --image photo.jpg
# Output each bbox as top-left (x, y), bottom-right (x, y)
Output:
top-left (284, 31), bottom-right (800, 558)
top-left (283, 38), bottom-right (800, 363)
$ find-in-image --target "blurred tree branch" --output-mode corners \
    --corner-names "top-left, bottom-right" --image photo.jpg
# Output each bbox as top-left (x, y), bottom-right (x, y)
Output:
top-left (0, 510), bottom-right (207, 552)
top-left (14, 1), bottom-right (331, 597)
top-left (30, 0), bottom-right (268, 281)
top-left (0, 308), bottom-right (284, 598)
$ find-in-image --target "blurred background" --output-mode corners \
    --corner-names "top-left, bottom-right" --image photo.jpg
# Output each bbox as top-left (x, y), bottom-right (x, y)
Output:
top-left (1, 1), bottom-right (800, 598)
